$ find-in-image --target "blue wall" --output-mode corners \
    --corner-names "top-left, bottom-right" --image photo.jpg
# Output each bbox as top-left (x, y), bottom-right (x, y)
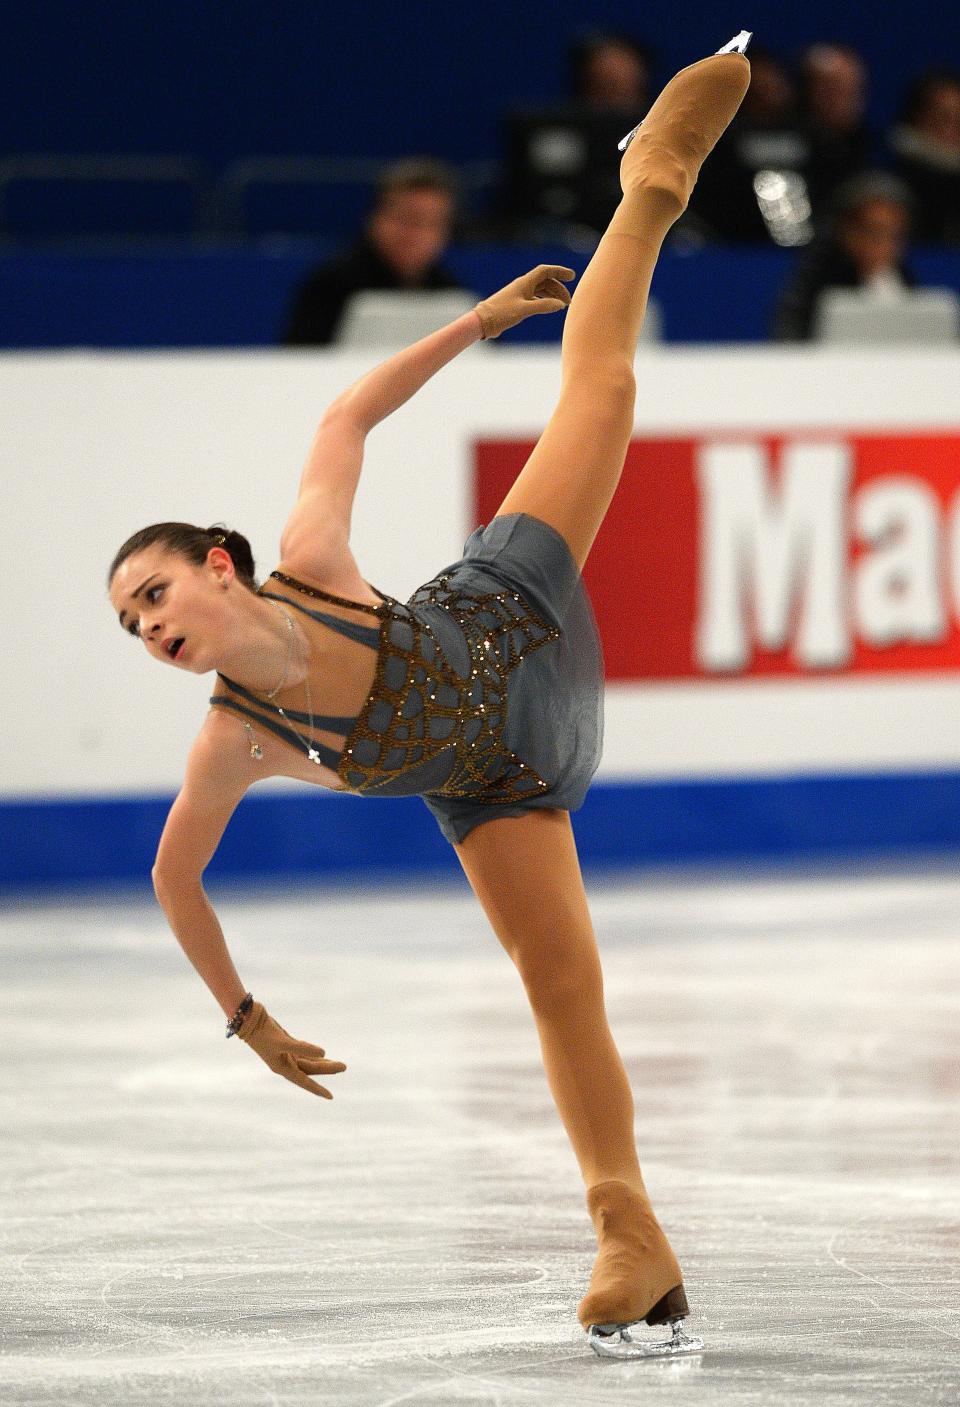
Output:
top-left (4, 3), bottom-right (958, 170)
top-left (3, 245), bottom-right (959, 349)
top-left (5, 773), bottom-right (960, 894)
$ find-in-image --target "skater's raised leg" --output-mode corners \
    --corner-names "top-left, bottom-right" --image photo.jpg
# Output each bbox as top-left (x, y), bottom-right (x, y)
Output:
top-left (496, 42), bottom-right (751, 571)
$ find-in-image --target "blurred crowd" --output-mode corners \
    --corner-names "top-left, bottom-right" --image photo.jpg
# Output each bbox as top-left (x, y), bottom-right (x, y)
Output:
top-left (285, 34), bottom-right (960, 344)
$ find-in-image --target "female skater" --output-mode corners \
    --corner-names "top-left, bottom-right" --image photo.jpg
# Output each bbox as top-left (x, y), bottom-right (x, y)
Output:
top-left (108, 37), bottom-right (751, 1359)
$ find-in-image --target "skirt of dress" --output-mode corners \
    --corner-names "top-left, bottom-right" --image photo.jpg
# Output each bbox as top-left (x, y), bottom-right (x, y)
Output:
top-left (419, 513), bottom-right (604, 844)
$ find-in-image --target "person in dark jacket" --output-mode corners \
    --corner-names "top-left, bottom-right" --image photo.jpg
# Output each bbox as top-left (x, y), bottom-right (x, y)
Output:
top-left (889, 70), bottom-right (960, 244)
top-left (284, 158), bottom-right (466, 345)
top-left (774, 171), bottom-right (915, 340)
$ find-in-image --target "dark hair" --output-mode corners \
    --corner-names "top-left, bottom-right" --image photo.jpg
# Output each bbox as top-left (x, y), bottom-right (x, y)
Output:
top-left (107, 522), bottom-right (257, 589)
top-left (371, 156), bottom-right (459, 215)
top-left (899, 68), bottom-right (960, 126)
top-left (832, 170), bottom-right (914, 225)
top-left (568, 29), bottom-right (654, 101)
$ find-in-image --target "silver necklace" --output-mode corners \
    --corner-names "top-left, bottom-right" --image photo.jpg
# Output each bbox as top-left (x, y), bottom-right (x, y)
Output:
top-left (243, 601), bottom-right (324, 767)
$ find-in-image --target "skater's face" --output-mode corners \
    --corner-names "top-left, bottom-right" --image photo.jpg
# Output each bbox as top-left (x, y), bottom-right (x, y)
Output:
top-left (110, 544), bottom-right (236, 673)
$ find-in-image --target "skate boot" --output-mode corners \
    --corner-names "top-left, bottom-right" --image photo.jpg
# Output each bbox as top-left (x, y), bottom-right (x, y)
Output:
top-left (578, 1178), bottom-right (703, 1360)
top-left (617, 31), bottom-right (752, 219)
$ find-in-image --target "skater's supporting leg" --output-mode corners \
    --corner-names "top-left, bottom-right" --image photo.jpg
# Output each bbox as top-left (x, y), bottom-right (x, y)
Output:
top-left (455, 810), bottom-right (644, 1191)
top-left (495, 51), bottom-right (750, 571)
top-left (454, 809), bottom-right (687, 1329)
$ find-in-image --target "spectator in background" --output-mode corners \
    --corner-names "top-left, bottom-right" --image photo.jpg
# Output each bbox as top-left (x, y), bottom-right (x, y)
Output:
top-left (284, 159), bottom-right (466, 345)
top-left (687, 44), bottom-right (806, 242)
top-left (494, 31), bottom-right (653, 241)
top-left (570, 30), bottom-right (652, 110)
top-left (774, 171), bottom-right (915, 340)
top-left (799, 44), bottom-right (874, 219)
top-left (889, 70), bottom-right (960, 244)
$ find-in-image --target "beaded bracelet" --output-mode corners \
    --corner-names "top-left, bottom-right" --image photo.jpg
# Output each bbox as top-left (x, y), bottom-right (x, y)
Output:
top-left (226, 992), bottom-right (254, 1038)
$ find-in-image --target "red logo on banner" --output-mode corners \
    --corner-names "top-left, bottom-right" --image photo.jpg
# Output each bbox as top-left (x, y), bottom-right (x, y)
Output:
top-left (475, 433), bottom-right (960, 681)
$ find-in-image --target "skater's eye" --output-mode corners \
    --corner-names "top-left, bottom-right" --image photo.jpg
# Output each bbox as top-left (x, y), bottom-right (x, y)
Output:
top-left (123, 582), bottom-right (164, 638)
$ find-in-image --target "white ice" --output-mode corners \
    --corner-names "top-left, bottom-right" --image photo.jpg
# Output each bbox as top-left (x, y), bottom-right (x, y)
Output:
top-left (2, 868), bottom-right (959, 1405)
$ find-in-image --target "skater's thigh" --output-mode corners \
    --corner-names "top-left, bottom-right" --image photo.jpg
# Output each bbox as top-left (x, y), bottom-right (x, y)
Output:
top-left (494, 367), bottom-right (635, 572)
top-left (454, 810), bottom-right (601, 987)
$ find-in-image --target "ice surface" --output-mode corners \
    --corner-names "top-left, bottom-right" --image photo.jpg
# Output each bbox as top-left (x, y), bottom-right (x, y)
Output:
top-left (2, 870), bottom-right (959, 1404)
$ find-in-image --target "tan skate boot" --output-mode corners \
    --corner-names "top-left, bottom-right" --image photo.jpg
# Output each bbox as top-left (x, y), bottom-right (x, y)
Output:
top-left (578, 1178), bottom-right (702, 1360)
top-left (618, 32), bottom-right (752, 220)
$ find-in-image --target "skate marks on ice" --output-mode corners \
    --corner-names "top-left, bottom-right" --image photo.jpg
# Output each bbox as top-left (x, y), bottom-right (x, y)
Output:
top-left (1, 872), bottom-right (959, 1404)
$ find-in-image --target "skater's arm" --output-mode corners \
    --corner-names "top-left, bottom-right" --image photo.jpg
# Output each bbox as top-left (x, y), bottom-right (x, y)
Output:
top-left (281, 267), bottom-right (575, 559)
top-left (333, 310), bottom-right (483, 434)
top-left (151, 728), bottom-right (251, 1019)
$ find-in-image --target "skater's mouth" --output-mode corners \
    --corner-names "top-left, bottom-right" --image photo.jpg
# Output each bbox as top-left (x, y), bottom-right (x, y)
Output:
top-left (163, 637), bottom-right (186, 660)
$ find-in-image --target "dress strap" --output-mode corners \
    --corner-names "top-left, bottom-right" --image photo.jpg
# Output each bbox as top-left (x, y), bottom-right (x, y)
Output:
top-left (268, 570), bottom-right (390, 616)
top-left (216, 674), bottom-right (356, 733)
top-left (260, 591), bottom-right (381, 650)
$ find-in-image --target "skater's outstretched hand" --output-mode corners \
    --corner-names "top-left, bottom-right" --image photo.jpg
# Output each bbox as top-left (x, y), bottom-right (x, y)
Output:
top-left (475, 265), bottom-right (575, 339)
top-left (237, 1000), bottom-right (346, 1098)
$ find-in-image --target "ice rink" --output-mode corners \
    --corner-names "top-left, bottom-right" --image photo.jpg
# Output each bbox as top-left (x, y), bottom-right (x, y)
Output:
top-left (3, 869), bottom-right (959, 1406)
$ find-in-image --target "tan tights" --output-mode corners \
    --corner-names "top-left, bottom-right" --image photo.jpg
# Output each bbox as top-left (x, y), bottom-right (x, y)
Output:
top-left (455, 809), bottom-right (643, 1192)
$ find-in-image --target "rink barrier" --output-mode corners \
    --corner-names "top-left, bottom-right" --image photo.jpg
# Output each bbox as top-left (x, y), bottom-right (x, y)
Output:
top-left (4, 771), bottom-right (960, 892)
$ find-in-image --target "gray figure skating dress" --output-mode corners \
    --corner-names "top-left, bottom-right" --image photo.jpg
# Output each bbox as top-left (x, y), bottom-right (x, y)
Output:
top-left (210, 512), bottom-right (603, 844)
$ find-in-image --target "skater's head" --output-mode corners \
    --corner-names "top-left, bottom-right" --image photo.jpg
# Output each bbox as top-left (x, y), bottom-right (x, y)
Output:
top-left (366, 158), bottom-right (457, 282)
top-left (108, 522), bottom-right (257, 672)
top-left (570, 30), bottom-right (652, 110)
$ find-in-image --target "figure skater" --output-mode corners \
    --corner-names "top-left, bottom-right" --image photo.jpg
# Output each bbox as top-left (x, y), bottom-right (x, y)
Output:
top-left (108, 34), bottom-right (751, 1360)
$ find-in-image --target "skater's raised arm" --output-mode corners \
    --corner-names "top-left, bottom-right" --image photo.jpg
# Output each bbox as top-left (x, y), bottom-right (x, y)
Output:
top-left (282, 267), bottom-right (574, 558)
top-left (332, 266), bottom-right (576, 434)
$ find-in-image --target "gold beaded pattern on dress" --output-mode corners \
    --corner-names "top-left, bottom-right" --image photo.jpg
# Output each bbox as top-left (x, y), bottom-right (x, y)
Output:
top-left (267, 569), bottom-right (559, 803)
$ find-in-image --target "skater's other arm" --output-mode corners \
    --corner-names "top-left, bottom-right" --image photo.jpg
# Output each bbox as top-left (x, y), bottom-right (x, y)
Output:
top-left (281, 267), bottom-right (575, 563)
top-left (151, 725), bottom-right (251, 1019)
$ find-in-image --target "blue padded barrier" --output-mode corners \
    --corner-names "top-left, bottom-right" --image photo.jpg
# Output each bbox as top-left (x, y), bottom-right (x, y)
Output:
top-left (4, 771), bottom-right (960, 893)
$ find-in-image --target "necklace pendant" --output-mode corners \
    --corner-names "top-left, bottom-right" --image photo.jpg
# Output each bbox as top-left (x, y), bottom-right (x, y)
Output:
top-left (307, 747), bottom-right (322, 765)
top-left (250, 742), bottom-right (264, 760)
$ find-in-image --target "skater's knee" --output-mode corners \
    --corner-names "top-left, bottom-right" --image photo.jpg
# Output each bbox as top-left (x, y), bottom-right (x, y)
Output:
top-left (515, 940), bottom-right (605, 1020)
top-left (560, 361), bottom-right (636, 421)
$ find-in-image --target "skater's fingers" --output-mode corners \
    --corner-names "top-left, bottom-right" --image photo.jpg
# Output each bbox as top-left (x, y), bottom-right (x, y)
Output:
top-left (280, 1055), bottom-right (333, 1097)
top-left (528, 297), bottom-right (569, 318)
top-left (533, 277), bottom-right (572, 305)
top-left (297, 1058), bottom-right (347, 1076)
top-left (529, 263), bottom-right (576, 284)
top-left (290, 1039), bottom-right (327, 1059)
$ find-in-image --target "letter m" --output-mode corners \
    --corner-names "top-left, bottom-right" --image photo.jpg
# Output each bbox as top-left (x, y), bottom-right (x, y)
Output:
top-left (695, 440), bottom-right (851, 671)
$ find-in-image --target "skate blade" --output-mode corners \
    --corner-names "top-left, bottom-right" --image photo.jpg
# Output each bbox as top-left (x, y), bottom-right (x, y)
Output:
top-left (617, 31), bottom-right (754, 150)
top-left (587, 1317), bottom-right (705, 1360)
top-left (716, 30), bottom-right (753, 56)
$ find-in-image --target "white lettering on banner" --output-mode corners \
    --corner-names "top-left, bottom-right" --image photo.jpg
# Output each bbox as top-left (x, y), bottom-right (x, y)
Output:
top-left (854, 481), bottom-right (946, 646)
top-left (696, 441), bottom-right (851, 671)
top-left (950, 490), bottom-right (960, 628)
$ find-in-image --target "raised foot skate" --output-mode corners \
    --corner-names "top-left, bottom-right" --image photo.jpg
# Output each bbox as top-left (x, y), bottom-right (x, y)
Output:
top-left (618, 31), bottom-right (753, 152)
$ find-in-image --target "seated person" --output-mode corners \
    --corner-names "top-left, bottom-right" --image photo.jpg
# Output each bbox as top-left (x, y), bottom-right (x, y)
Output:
top-left (773, 172), bottom-right (916, 340)
top-left (798, 44), bottom-right (875, 224)
top-left (889, 70), bottom-right (960, 244)
top-left (494, 30), bottom-right (654, 239)
top-left (284, 158), bottom-right (467, 345)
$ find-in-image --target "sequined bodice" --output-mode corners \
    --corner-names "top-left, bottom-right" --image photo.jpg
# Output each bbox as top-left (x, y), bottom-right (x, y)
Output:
top-left (210, 568), bottom-right (562, 804)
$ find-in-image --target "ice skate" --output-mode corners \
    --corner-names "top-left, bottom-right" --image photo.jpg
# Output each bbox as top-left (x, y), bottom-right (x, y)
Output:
top-left (616, 32), bottom-right (753, 218)
top-left (579, 1179), bottom-right (704, 1360)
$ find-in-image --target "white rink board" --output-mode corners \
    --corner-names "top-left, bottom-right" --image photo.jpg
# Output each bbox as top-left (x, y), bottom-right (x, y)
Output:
top-left (2, 345), bottom-right (959, 799)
